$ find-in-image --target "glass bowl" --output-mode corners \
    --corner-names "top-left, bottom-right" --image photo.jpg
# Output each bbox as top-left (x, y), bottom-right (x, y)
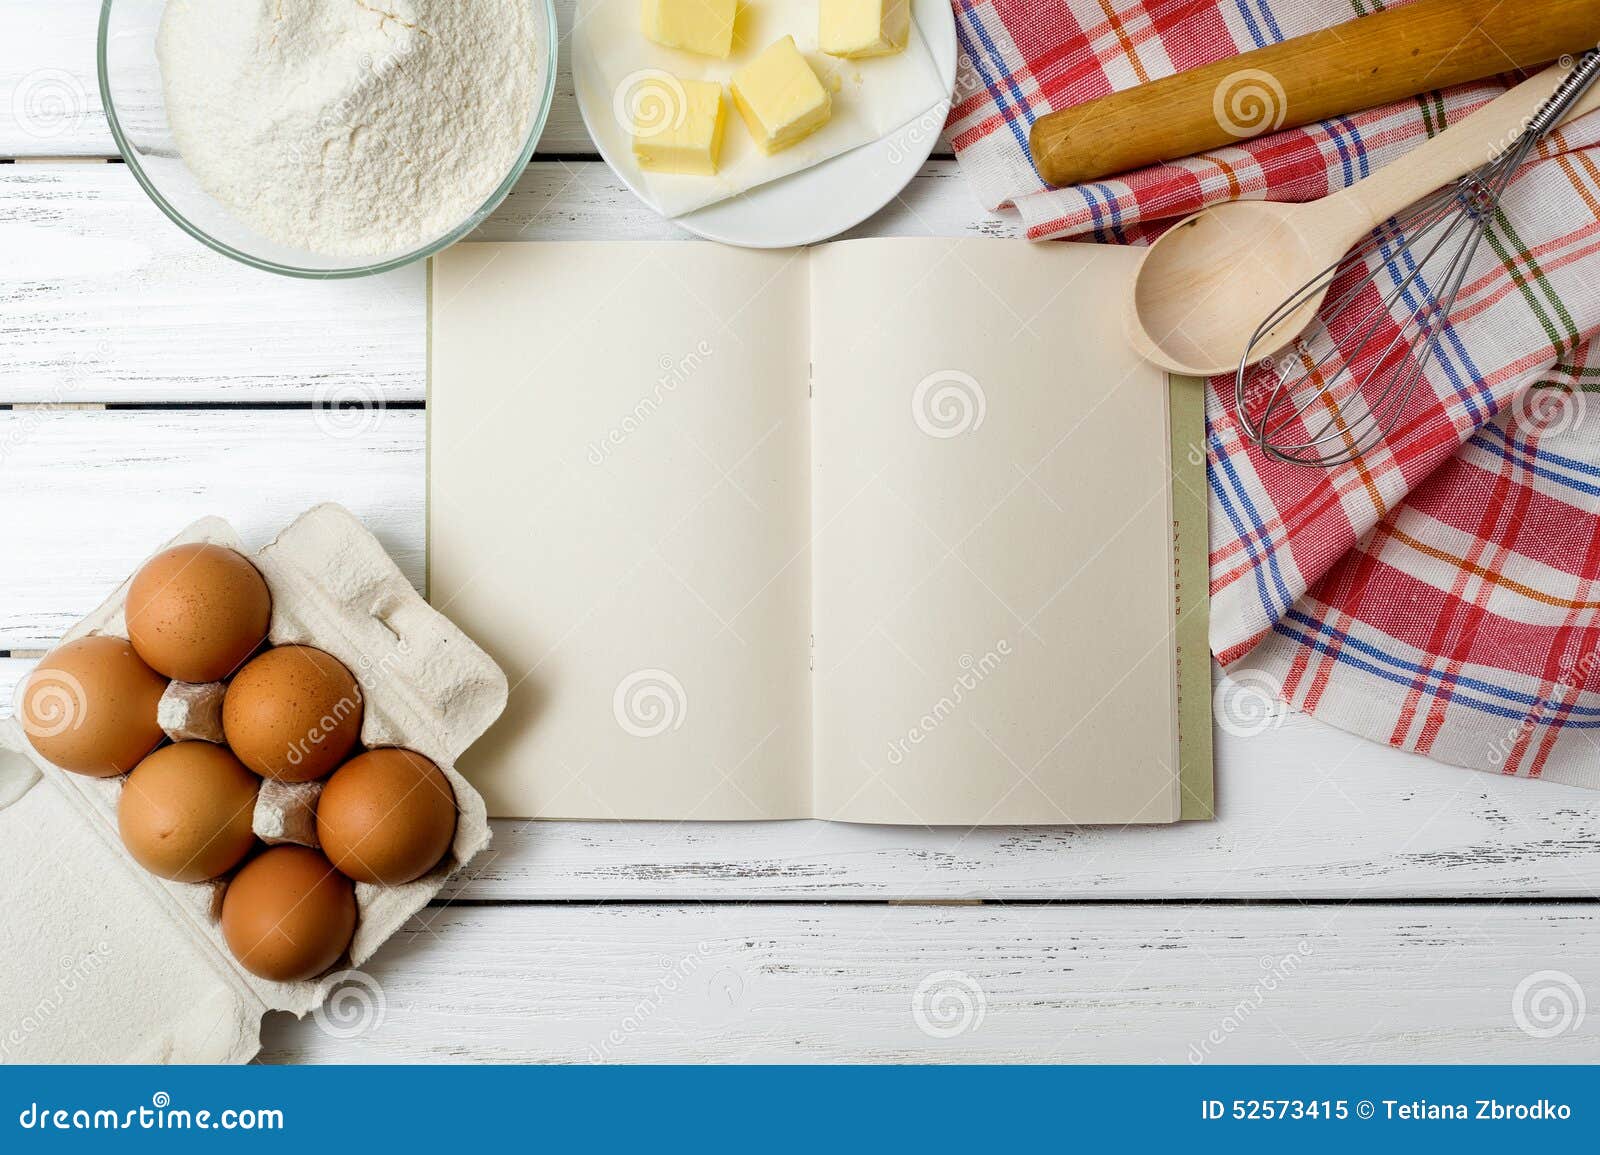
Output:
top-left (97, 0), bottom-right (558, 279)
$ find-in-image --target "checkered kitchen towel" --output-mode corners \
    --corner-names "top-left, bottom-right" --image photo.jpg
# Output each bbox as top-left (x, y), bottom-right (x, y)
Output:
top-left (948, 0), bottom-right (1600, 787)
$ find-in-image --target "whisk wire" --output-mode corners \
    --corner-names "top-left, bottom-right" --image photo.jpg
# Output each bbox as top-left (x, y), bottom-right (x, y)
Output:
top-left (1246, 188), bottom-right (1474, 461)
top-left (1235, 52), bottom-right (1600, 469)
top-left (1241, 182), bottom-right (1458, 442)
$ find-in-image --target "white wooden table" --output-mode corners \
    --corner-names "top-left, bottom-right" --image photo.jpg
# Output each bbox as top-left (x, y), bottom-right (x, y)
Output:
top-left (4, 1), bottom-right (1599, 1064)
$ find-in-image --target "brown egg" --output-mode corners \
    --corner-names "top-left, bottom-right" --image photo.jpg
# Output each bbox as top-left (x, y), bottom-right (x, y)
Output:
top-left (118, 742), bottom-right (259, 882)
top-left (126, 543), bottom-right (271, 683)
top-left (220, 846), bottom-right (357, 982)
top-left (318, 748), bottom-right (457, 885)
top-left (20, 635), bottom-right (168, 777)
top-left (222, 645), bottom-right (364, 782)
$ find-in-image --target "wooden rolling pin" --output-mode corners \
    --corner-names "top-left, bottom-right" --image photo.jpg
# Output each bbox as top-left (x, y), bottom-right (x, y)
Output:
top-left (1028, 0), bottom-right (1600, 188)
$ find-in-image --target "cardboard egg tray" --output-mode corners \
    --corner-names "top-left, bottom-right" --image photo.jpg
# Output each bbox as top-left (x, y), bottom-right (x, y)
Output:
top-left (0, 504), bottom-right (508, 1063)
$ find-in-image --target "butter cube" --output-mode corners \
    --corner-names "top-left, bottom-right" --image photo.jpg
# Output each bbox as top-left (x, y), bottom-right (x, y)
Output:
top-left (731, 37), bottom-right (832, 155)
top-left (631, 77), bottom-right (725, 175)
top-left (820, 0), bottom-right (909, 58)
top-left (641, 0), bottom-right (737, 58)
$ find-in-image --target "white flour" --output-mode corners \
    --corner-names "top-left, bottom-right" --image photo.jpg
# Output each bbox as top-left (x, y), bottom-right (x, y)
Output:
top-left (157, 0), bottom-right (538, 258)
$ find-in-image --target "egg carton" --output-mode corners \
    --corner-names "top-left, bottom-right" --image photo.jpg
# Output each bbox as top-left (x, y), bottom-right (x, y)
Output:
top-left (0, 504), bottom-right (508, 1064)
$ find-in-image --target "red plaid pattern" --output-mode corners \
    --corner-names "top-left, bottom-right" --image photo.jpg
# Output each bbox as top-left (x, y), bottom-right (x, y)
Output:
top-left (950, 0), bottom-right (1600, 786)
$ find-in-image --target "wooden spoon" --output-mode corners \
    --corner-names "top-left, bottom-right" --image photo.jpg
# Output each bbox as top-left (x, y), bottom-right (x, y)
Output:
top-left (1126, 62), bottom-right (1600, 378)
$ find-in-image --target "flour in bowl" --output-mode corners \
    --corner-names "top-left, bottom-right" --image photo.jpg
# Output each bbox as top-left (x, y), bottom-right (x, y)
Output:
top-left (157, 0), bottom-right (539, 259)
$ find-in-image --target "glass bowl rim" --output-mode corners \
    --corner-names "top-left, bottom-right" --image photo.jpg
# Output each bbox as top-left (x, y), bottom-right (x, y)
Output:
top-left (96, 0), bottom-right (560, 280)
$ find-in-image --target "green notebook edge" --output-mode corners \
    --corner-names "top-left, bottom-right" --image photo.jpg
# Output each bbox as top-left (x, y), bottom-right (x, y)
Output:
top-left (1170, 374), bottom-right (1215, 821)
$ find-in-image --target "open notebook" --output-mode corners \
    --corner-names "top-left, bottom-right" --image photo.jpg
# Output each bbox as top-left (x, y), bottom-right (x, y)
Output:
top-left (428, 239), bottom-right (1211, 824)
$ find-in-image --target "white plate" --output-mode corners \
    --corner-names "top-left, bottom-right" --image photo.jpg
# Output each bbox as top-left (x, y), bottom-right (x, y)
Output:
top-left (573, 0), bottom-right (958, 248)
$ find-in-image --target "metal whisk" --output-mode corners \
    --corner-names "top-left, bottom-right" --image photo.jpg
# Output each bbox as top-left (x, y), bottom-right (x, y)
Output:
top-left (1238, 51), bottom-right (1600, 468)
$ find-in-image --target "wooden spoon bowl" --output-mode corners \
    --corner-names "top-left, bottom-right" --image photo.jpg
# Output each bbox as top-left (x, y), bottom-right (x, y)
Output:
top-left (1127, 202), bottom-right (1337, 377)
top-left (1125, 62), bottom-right (1600, 378)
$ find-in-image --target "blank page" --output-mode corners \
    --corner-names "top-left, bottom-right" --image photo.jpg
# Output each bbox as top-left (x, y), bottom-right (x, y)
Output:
top-left (429, 243), bottom-right (813, 819)
top-left (809, 239), bottom-right (1179, 824)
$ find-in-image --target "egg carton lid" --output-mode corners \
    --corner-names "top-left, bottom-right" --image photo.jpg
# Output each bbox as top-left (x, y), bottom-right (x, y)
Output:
top-left (0, 504), bottom-right (508, 1064)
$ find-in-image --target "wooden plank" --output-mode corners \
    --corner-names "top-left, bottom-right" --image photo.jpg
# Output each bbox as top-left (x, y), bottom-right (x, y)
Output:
top-left (0, 164), bottom-right (425, 404)
top-left (0, 1), bottom-right (110, 156)
top-left (479, 157), bottom-right (1010, 242)
top-left (3, 647), bottom-right (1596, 898)
top-left (257, 901), bottom-right (1600, 1062)
top-left (0, 409), bottom-right (424, 648)
top-left (0, 161), bottom-right (1006, 404)
top-left (0, 0), bottom-right (958, 159)
top-left (441, 704), bottom-right (1600, 900)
